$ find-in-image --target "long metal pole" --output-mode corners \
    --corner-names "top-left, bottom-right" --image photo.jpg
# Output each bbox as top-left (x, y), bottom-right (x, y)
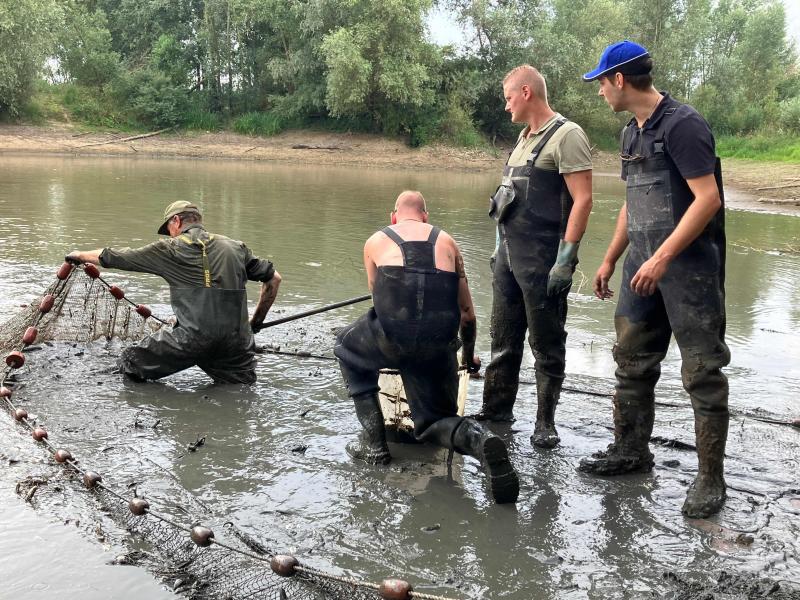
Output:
top-left (255, 294), bottom-right (371, 331)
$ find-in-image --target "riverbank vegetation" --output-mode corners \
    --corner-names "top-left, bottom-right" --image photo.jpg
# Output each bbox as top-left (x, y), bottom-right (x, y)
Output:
top-left (2, 0), bottom-right (798, 160)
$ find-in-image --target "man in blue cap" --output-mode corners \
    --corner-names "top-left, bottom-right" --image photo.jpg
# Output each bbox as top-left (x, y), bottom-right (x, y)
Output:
top-left (474, 65), bottom-right (593, 449)
top-left (580, 41), bottom-right (730, 519)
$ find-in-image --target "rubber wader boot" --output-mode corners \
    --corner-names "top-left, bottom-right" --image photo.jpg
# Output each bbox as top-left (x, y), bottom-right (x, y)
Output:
top-left (682, 413), bottom-right (728, 518)
top-left (346, 392), bottom-right (391, 466)
top-left (531, 372), bottom-right (561, 449)
top-left (450, 418), bottom-right (520, 504)
top-left (578, 394), bottom-right (655, 475)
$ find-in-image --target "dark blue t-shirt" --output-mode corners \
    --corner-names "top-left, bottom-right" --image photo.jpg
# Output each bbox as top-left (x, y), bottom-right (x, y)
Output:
top-left (621, 93), bottom-right (717, 181)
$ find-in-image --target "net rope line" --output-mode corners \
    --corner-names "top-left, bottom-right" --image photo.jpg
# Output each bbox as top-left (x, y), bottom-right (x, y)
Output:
top-left (0, 262), bottom-right (461, 600)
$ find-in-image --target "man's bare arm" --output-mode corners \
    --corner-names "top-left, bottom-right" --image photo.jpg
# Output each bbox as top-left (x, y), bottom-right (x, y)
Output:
top-left (562, 169), bottom-right (593, 243)
top-left (250, 271), bottom-right (282, 332)
top-left (363, 234), bottom-right (379, 292)
top-left (455, 250), bottom-right (480, 373)
top-left (65, 249), bottom-right (102, 265)
top-left (594, 203), bottom-right (630, 299)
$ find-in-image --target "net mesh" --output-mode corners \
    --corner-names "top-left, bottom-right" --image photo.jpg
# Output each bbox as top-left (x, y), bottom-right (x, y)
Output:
top-left (0, 263), bottom-right (459, 600)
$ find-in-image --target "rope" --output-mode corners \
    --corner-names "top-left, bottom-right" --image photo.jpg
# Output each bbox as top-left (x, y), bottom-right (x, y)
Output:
top-left (0, 263), bottom-right (464, 600)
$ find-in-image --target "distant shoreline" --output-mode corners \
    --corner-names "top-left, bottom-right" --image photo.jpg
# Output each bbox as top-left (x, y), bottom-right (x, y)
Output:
top-left (1, 123), bottom-right (798, 213)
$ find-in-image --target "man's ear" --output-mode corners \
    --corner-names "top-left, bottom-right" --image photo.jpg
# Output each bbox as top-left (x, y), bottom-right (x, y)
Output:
top-left (615, 72), bottom-right (624, 89)
top-left (422, 212), bottom-right (429, 224)
top-left (521, 84), bottom-right (531, 99)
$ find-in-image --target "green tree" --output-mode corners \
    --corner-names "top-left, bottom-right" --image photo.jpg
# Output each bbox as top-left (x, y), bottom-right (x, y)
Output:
top-left (0, 0), bottom-right (62, 116)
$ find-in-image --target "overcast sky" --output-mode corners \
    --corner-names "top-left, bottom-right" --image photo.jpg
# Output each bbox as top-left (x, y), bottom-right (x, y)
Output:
top-left (428, 2), bottom-right (800, 49)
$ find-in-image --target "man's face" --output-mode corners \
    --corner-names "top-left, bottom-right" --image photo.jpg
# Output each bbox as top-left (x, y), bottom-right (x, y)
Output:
top-left (503, 82), bottom-right (528, 123)
top-left (597, 75), bottom-right (624, 112)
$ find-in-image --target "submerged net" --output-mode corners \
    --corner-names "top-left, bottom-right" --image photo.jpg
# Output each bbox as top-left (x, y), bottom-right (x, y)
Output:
top-left (0, 262), bottom-right (460, 600)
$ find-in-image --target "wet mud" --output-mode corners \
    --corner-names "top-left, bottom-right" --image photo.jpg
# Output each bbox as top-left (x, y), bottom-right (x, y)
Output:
top-left (1, 155), bottom-right (799, 598)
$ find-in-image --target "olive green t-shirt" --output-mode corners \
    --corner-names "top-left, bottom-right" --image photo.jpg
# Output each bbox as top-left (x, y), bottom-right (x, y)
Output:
top-left (507, 113), bottom-right (592, 173)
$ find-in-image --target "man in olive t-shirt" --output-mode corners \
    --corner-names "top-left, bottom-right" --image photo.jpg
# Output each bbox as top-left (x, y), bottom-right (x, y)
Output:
top-left (476, 65), bottom-right (593, 449)
top-left (66, 201), bottom-right (281, 384)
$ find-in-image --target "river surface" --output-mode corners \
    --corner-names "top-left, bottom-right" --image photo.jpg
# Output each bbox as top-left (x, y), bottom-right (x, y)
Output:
top-left (0, 154), bottom-right (798, 599)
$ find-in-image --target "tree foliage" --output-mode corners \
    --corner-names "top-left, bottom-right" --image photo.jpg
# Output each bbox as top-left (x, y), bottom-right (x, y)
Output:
top-left (4, 0), bottom-right (799, 143)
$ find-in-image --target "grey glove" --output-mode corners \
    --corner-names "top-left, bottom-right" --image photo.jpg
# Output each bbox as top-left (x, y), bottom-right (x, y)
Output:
top-left (547, 240), bottom-right (579, 296)
top-left (490, 227), bottom-right (500, 263)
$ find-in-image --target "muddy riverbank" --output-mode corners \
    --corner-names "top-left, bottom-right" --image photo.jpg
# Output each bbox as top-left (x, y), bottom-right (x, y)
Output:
top-left (1, 123), bottom-right (799, 209)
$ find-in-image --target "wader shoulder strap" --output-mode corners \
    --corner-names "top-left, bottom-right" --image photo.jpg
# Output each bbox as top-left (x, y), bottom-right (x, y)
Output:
top-left (381, 226), bottom-right (405, 246)
top-left (426, 226), bottom-right (441, 244)
top-left (177, 233), bottom-right (212, 288)
top-left (527, 117), bottom-right (568, 167)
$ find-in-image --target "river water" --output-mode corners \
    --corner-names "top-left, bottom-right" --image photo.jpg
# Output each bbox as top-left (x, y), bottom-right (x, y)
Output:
top-left (0, 154), bottom-right (798, 599)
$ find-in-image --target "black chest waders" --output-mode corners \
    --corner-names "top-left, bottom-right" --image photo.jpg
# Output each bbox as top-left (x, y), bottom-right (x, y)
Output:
top-left (582, 105), bottom-right (731, 518)
top-left (334, 227), bottom-right (520, 502)
top-left (478, 119), bottom-right (574, 449)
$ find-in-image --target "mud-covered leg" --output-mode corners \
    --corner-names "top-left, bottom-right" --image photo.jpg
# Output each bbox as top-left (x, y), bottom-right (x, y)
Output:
top-left (119, 328), bottom-right (197, 381)
top-left (524, 277), bottom-right (569, 448)
top-left (664, 273), bottom-right (730, 518)
top-left (579, 280), bottom-right (671, 474)
top-left (347, 391), bottom-right (391, 465)
top-left (477, 255), bottom-right (526, 422)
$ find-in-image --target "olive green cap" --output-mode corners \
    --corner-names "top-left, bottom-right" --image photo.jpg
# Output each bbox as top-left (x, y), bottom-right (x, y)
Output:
top-left (157, 201), bottom-right (201, 235)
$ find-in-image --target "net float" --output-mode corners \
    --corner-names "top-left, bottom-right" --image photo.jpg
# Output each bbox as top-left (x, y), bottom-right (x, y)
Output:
top-left (39, 294), bottom-right (55, 313)
top-left (0, 386), bottom-right (11, 397)
top-left (22, 326), bottom-right (38, 345)
top-left (129, 497), bottom-right (150, 516)
top-left (270, 555), bottom-right (299, 577)
top-left (13, 408), bottom-right (27, 421)
top-left (56, 262), bottom-right (74, 280)
top-left (54, 449), bottom-right (72, 463)
top-left (190, 526), bottom-right (215, 547)
top-left (6, 351), bottom-right (25, 369)
top-left (379, 579), bottom-right (413, 600)
top-left (83, 471), bottom-right (102, 488)
top-left (32, 427), bottom-right (48, 442)
top-left (109, 286), bottom-right (125, 300)
top-left (135, 304), bottom-right (152, 319)
top-left (84, 264), bottom-right (100, 279)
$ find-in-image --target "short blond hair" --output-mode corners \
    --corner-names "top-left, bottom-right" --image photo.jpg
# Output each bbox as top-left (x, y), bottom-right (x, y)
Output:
top-left (503, 65), bottom-right (548, 101)
top-left (395, 190), bottom-right (427, 214)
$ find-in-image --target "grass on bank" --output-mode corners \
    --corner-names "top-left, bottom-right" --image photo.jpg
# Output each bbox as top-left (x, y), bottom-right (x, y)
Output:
top-left (716, 134), bottom-right (800, 163)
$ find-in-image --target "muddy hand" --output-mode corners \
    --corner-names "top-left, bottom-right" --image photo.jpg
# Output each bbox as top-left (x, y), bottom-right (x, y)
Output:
top-left (630, 255), bottom-right (669, 297)
top-left (65, 252), bottom-right (83, 265)
top-left (594, 261), bottom-right (615, 300)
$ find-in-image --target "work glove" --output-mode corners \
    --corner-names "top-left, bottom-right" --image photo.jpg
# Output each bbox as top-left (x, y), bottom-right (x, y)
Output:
top-left (462, 354), bottom-right (481, 374)
top-left (547, 240), bottom-right (579, 296)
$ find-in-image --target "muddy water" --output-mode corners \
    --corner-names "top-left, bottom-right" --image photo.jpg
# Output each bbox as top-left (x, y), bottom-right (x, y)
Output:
top-left (0, 154), bottom-right (798, 598)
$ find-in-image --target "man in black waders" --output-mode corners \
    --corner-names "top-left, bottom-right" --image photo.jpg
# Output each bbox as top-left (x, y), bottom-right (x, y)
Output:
top-left (475, 65), bottom-right (593, 448)
top-left (579, 41), bottom-right (730, 518)
top-left (334, 191), bottom-right (520, 504)
top-left (66, 201), bottom-right (281, 384)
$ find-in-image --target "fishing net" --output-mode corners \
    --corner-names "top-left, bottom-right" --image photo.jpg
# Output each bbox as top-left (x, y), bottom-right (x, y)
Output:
top-left (0, 262), bottom-right (460, 600)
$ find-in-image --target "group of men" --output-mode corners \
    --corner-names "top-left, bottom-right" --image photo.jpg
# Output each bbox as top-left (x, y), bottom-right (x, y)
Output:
top-left (68, 41), bottom-right (730, 517)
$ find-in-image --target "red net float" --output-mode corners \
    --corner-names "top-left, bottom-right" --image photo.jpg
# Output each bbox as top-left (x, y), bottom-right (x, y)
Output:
top-left (6, 351), bottom-right (25, 369)
top-left (13, 408), bottom-right (28, 421)
top-left (270, 555), bottom-right (299, 577)
top-left (109, 286), bottom-right (125, 300)
top-left (83, 472), bottom-right (102, 488)
top-left (39, 294), bottom-right (55, 313)
top-left (32, 427), bottom-right (48, 442)
top-left (379, 579), bottom-right (413, 600)
top-left (54, 449), bottom-right (72, 463)
top-left (22, 326), bottom-right (38, 345)
top-left (84, 264), bottom-right (100, 279)
top-left (190, 526), bottom-right (215, 547)
top-left (0, 386), bottom-right (11, 398)
top-left (135, 304), bottom-right (152, 319)
top-left (129, 498), bottom-right (150, 516)
top-left (56, 262), bottom-right (74, 280)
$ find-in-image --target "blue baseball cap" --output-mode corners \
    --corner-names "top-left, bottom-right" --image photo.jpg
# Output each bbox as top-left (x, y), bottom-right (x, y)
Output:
top-left (583, 40), bottom-right (651, 81)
